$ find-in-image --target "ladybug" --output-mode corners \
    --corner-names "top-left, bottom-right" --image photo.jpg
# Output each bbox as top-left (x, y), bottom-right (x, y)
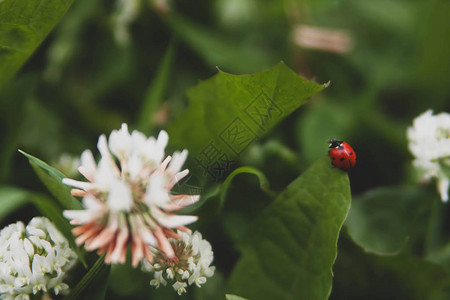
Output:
top-left (328, 139), bottom-right (356, 171)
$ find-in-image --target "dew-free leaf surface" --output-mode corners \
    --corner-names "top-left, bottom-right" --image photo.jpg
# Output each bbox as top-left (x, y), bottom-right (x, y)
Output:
top-left (227, 156), bottom-right (351, 300)
top-left (332, 237), bottom-right (450, 299)
top-left (0, 0), bottom-right (74, 89)
top-left (168, 63), bottom-right (323, 170)
top-left (346, 186), bottom-right (433, 255)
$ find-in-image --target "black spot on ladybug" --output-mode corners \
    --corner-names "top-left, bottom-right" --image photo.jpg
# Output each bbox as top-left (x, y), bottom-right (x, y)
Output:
top-left (332, 157), bottom-right (335, 160)
top-left (340, 157), bottom-right (345, 161)
top-left (349, 152), bottom-right (353, 155)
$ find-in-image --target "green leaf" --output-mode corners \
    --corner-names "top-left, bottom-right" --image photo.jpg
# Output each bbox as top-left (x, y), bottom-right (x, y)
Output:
top-left (333, 236), bottom-right (450, 300)
top-left (0, 0), bottom-right (75, 89)
top-left (427, 242), bottom-right (450, 272)
top-left (225, 295), bottom-right (248, 300)
top-left (219, 166), bottom-right (274, 211)
top-left (369, 255), bottom-right (450, 300)
top-left (0, 185), bottom-right (29, 222)
top-left (136, 40), bottom-right (175, 133)
top-left (227, 156), bottom-right (351, 300)
top-left (168, 63), bottom-right (323, 176)
top-left (19, 150), bottom-right (82, 210)
top-left (345, 186), bottom-right (433, 255)
top-left (65, 255), bottom-right (110, 300)
top-left (30, 193), bottom-right (86, 266)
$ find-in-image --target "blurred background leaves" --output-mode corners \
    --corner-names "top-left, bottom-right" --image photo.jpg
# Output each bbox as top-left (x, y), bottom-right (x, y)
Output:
top-left (1, 0), bottom-right (450, 299)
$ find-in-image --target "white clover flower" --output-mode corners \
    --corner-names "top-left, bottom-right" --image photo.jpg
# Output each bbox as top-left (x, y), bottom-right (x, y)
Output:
top-left (0, 217), bottom-right (76, 299)
top-left (144, 230), bottom-right (215, 295)
top-left (63, 124), bottom-right (200, 267)
top-left (407, 109), bottom-right (450, 202)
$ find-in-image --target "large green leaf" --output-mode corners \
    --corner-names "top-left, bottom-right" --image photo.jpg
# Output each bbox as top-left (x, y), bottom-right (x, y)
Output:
top-left (332, 236), bottom-right (450, 299)
top-left (345, 186), bottom-right (433, 255)
top-left (168, 63), bottom-right (323, 179)
top-left (19, 150), bottom-right (82, 210)
top-left (0, 0), bottom-right (75, 89)
top-left (227, 156), bottom-right (351, 299)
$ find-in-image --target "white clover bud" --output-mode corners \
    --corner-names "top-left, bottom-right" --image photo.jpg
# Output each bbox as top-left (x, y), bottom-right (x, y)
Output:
top-left (0, 217), bottom-right (76, 299)
top-left (144, 230), bottom-right (215, 295)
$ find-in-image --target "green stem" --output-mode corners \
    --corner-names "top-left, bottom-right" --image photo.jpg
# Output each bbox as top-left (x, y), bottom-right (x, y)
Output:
top-left (425, 195), bottom-right (444, 255)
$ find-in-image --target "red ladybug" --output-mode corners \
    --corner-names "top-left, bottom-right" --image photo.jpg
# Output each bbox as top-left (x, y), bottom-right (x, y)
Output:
top-left (328, 139), bottom-right (356, 171)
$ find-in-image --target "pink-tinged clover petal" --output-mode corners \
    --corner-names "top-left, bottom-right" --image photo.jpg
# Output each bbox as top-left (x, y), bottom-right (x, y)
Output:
top-left (166, 195), bottom-right (200, 211)
top-left (85, 219), bottom-right (118, 251)
top-left (63, 210), bottom-right (97, 225)
top-left (156, 213), bottom-right (198, 228)
top-left (62, 178), bottom-right (92, 191)
top-left (167, 150), bottom-right (188, 175)
top-left (168, 169), bottom-right (189, 189)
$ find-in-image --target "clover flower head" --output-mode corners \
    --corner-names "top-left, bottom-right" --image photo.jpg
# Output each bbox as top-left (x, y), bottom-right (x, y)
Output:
top-left (63, 124), bottom-right (200, 267)
top-left (0, 217), bottom-right (76, 299)
top-left (407, 109), bottom-right (450, 202)
top-left (143, 230), bottom-right (215, 295)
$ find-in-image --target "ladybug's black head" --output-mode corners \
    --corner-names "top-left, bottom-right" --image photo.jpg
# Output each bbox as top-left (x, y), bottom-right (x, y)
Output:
top-left (328, 139), bottom-right (343, 149)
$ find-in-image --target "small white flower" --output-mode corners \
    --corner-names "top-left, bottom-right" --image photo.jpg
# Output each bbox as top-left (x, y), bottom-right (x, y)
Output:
top-left (0, 217), bottom-right (76, 299)
top-left (172, 281), bottom-right (187, 295)
top-left (149, 270), bottom-right (167, 288)
top-left (166, 268), bottom-right (174, 280)
top-left (145, 230), bottom-right (215, 295)
top-left (407, 109), bottom-right (450, 202)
